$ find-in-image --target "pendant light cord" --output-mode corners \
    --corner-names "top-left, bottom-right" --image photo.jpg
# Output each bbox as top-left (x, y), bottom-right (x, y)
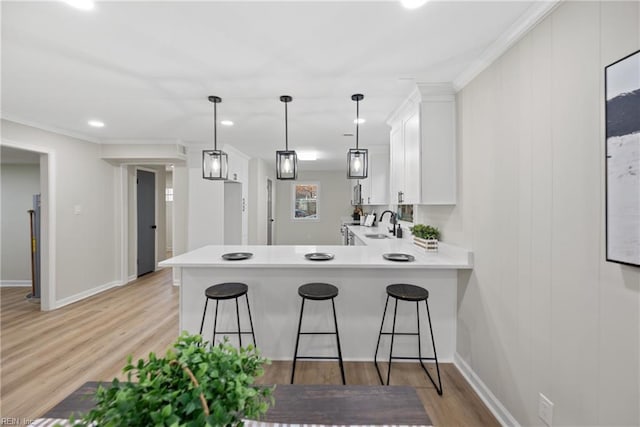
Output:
top-left (213, 101), bottom-right (218, 151)
top-left (355, 99), bottom-right (360, 150)
top-left (285, 101), bottom-right (289, 151)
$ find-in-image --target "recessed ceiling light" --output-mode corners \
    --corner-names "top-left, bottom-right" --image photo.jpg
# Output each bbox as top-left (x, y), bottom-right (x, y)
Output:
top-left (298, 151), bottom-right (317, 161)
top-left (88, 120), bottom-right (104, 128)
top-left (400, 0), bottom-right (428, 10)
top-left (353, 118), bottom-right (366, 124)
top-left (63, 0), bottom-right (95, 11)
top-left (220, 120), bottom-right (234, 126)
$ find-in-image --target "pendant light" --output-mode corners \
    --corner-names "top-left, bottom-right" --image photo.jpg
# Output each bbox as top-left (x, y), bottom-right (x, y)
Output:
top-left (347, 93), bottom-right (368, 179)
top-left (276, 95), bottom-right (297, 180)
top-left (202, 96), bottom-right (229, 180)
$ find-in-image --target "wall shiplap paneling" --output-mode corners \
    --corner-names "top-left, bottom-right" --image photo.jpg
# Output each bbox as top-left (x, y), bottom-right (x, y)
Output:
top-left (549, 3), bottom-right (601, 425)
top-left (528, 14), bottom-right (554, 427)
top-left (598, 1), bottom-right (640, 424)
top-left (421, 1), bottom-right (639, 425)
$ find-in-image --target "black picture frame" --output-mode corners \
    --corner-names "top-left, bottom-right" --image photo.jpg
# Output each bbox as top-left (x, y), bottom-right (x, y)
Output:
top-left (605, 49), bottom-right (640, 267)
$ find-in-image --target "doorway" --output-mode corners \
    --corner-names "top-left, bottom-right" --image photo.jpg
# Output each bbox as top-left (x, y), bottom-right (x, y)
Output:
top-left (137, 169), bottom-right (156, 276)
top-left (0, 141), bottom-right (53, 310)
top-left (267, 178), bottom-right (273, 245)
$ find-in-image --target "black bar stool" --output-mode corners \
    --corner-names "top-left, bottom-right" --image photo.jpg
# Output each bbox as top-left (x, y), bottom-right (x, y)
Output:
top-left (291, 283), bottom-right (346, 385)
top-left (199, 282), bottom-right (256, 348)
top-left (374, 283), bottom-right (442, 395)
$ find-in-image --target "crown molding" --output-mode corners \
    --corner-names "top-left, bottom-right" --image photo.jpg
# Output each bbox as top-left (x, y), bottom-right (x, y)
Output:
top-left (1, 114), bottom-right (103, 144)
top-left (101, 138), bottom-right (185, 146)
top-left (452, 0), bottom-right (562, 92)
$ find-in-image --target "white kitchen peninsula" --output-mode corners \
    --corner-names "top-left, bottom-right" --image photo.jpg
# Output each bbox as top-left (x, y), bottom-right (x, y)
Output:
top-left (160, 227), bottom-right (472, 361)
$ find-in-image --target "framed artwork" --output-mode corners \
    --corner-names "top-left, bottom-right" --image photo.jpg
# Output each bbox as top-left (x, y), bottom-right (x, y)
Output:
top-left (605, 49), bottom-right (640, 267)
top-left (292, 182), bottom-right (319, 220)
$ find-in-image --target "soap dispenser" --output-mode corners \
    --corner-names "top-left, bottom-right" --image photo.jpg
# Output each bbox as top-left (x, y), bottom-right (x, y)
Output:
top-left (396, 224), bottom-right (403, 238)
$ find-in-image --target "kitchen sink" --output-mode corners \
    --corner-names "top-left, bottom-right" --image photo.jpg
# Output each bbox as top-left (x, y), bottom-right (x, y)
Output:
top-left (365, 233), bottom-right (389, 239)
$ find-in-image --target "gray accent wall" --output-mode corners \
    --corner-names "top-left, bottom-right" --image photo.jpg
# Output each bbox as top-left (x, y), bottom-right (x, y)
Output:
top-left (417, 2), bottom-right (640, 425)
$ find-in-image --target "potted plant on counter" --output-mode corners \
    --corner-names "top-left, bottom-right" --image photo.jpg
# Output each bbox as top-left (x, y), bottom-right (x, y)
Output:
top-left (410, 224), bottom-right (441, 252)
top-left (69, 333), bottom-right (273, 427)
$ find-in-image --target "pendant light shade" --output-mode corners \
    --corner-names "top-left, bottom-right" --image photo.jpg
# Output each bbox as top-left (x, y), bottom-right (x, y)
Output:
top-left (202, 96), bottom-right (229, 180)
top-left (276, 95), bottom-right (298, 180)
top-left (347, 93), bottom-right (368, 179)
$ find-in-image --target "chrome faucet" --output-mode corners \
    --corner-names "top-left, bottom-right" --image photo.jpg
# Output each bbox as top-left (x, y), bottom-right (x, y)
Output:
top-left (379, 210), bottom-right (397, 236)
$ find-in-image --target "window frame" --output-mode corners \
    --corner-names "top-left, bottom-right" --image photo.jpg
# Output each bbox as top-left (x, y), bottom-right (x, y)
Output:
top-left (291, 182), bottom-right (320, 221)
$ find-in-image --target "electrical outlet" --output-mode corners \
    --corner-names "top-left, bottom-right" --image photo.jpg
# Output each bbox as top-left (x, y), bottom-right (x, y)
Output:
top-left (538, 393), bottom-right (554, 426)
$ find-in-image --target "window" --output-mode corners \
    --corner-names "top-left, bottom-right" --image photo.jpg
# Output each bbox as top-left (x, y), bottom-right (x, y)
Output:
top-left (397, 204), bottom-right (413, 222)
top-left (165, 188), bottom-right (173, 202)
top-left (292, 183), bottom-right (319, 220)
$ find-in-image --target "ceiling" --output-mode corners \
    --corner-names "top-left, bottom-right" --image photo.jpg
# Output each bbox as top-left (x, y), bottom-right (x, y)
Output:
top-left (1, 1), bottom-right (537, 170)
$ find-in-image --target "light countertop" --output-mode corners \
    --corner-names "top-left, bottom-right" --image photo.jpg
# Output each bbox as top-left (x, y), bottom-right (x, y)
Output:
top-left (160, 225), bottom-right (473, 270)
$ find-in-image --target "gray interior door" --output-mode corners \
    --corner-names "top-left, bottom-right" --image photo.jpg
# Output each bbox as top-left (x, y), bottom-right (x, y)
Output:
top-left (267, 178), bottom-right (273, 245)
top-left (137, 170), bottom-right (156, 276)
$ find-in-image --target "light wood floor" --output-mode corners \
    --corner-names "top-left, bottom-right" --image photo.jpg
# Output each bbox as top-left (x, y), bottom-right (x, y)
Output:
top-left (1, 269), bottom-right (498, 426)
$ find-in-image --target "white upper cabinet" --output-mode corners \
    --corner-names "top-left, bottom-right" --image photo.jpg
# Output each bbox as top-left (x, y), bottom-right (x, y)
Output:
top-left (360, 146), bottom-right (389, 205)
top-left (389, 126), bottom-right (404, 203)
top-left (387, 84), bottom-right (457, 205)
top-left (388, 100), bottom-right (421, 204)
top-left (223, 144), bottom-right (249, 184)
top-left (420, 86), bottom-right (456, 205)
top-left (402, 108), bottom-right (421, 204)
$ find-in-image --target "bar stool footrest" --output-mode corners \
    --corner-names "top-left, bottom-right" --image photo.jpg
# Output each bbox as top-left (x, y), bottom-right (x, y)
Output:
top-left (379, 332), bottom-right (419, 336)
top-left (389, 356), bottom-right (437, 361)
top-left (299, 331), bottom-right (338, 335)
top-left (295, 356), bottom-right (342, 360)
top-left (212, 331), bottom-right (255, 335)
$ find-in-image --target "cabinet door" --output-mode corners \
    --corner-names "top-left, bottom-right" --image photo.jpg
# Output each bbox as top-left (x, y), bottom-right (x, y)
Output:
top-left (389, 126), bottom-right (404, 204)
top-left (421, 100), bottom-right (456, 204)
top-left (403, 108), bottom-right (421, 204)
top-left (368, 148), bottom-right (389, 205)
top-left (360, 177), bottom-right (372, 205)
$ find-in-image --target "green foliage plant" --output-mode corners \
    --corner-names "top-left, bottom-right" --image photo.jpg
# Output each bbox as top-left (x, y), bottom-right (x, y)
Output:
top-left (70, 332), bottom-right (273, 427)
top-left (410, 224), bottom-right (441, 240)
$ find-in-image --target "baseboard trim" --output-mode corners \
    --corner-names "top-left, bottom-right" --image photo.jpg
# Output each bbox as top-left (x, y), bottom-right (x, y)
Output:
top-left (0, 280), bottom-right (32, 287)
top-left (453, 353), bottom-right (520, 427)
top-left (127, 274), bottom-right (136, 283)
top-left (55, 280), bottom-right (122, 309)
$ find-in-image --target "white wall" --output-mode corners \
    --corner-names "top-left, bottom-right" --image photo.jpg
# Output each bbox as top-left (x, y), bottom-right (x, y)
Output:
top-left (275, 171), bottom-right (351, 245)
top-left (187, 146), bottom-right (225, 250)
top-left (417, 2), bottom-right (640, 425)
top-left (248, 158), bottom-right (276, 245)
top-left (1, 119), bottom-right (119, 306)
top-left (1, 163), bottom-right (40, 282)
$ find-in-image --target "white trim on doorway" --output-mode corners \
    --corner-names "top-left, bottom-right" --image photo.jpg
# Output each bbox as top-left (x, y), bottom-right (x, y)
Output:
top-left (1, 138), bottom-right (56, 311)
